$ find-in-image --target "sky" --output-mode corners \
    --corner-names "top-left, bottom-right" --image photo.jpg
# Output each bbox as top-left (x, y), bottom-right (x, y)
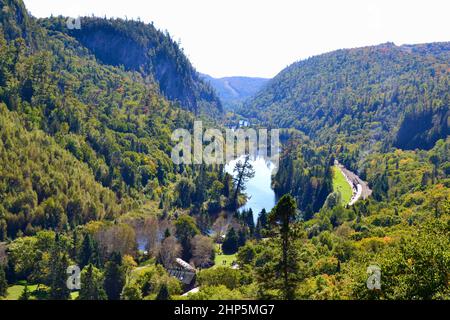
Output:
top-left (23, 0), bottom-right (450, 78)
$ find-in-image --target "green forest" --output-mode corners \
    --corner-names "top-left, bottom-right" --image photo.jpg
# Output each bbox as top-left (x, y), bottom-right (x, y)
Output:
top-left (0, 0), bottom-right (448, 301)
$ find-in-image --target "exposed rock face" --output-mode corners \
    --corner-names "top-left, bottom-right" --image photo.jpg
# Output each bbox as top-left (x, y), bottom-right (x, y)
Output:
top-left (42, 16), bottom-right (223, 116)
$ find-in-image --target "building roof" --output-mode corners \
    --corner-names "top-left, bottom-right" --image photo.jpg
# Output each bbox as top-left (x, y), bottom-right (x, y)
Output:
top-left (167, 268), bottom-right (196, 285)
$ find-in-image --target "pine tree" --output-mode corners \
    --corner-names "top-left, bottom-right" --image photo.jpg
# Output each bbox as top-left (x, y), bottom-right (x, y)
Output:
top-left (232, 156), bottom-right (255, 209)
top-left (79, 234), bottom-right (95, 268)
top-left (79, 264), bottom-right (107, 300)
top-left (222, 228), bottom-right (238, 254)
top-left (103, 252), bottom-right (125, 300)
top-left (49, 252), bottom-right (70, 300)
top-left (237, 229), bottom-right (247, 247)
top-left (49, 236), bottom-right (70, 300)
top-left (245, 209), bottom-right (255, 234)
top-left (256, 208), bottom-right (268, 238)
top-left (268, 194), bottom-right (298, 300)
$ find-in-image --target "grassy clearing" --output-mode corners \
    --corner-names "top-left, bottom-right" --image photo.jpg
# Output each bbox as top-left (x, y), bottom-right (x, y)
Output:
top-left (4, 284), bottom-right (39, 300)
top-left (332, 166), bottom-right (353, 205)
top-left (2, 283), bottom-right (79, 300)
top-left (214, 244), bottom-right (237, 268)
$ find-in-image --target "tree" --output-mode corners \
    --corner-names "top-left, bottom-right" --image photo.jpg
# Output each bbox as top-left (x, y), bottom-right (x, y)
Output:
top-left (268, 194), bottom-right (298, 299)
top-left (144, 216), bottom-right (161, 257)
top-left (176, 178), bottom-right (195, 208)
top-left (186, 285), bottom-right (243, 300)
top-left (209, 180), bottom-right (224, 203)
top-left (159, 236), bottom-right (182, 268)
top-left (190, 235), bottom-right (214, 268)
top-left (103, 252), bottom-right (126, 300)
top-left (79, 264), bottom-right (107, 300)
top-left (243, 209), bottom-right (255, 234)
top-left (7, 236), bottom-right (39, 280)
top-left (156, 283), bottom-right (170, 300)
top-left (78, 234), bottom-right (96, 268)
top-left (95, 223), bottom-right (137, 262)
top-left (256, 209), bottom-right (268, 238)
top-left (175, 215), bottom-right (200, 261)
top-left (237, 229), bottom-right (247, 247)
top-left (121, 282), bottom-right (143, 300)
top-left (222, 228), bottom-right (238, 255)
top-left (197, 267), bottom-right (242, 290)
top-left (367, 221), bottom-right (449, 300)
top-left (19, 284), bottom-right (31, 300)
top-left (323, 192), bottom-right (342, 209)
top-left (232, 156), bottom-right (255, 208)
top-left (0, 266), bottom-right (7, 297)
top-left (49, 237), bottom-right (70, 300)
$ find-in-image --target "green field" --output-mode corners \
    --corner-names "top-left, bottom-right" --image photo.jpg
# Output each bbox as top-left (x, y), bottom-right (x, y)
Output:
top-left (214, 244), bottom-right (237, 268)
top-left (332, 166), bottom-right (353, 205)
top-left (2, 283), bottom-right (79, 300)
top-left (4, 284), bottom-right (39, 300)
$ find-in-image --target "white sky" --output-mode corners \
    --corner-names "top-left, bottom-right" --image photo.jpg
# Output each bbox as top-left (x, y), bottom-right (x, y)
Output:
top-left (24, 0), bottom-right (450, 78)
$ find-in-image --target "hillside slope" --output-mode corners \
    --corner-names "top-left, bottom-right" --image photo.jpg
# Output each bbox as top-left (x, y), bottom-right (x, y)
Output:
top-left (242, 42), bottom-right (449, 151)
top-left (39, 16), bottom-right (223, 117)
top-left (0, 0), bottom-right (240, 244)
top-left (0, 0), bottom-right (193, 237)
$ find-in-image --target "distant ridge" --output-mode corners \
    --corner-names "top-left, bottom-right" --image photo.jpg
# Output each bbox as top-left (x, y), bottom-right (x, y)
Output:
top-left (241, 42), bottom-right (449, 151)
top-left (201, 74), bottom-right (269, 110)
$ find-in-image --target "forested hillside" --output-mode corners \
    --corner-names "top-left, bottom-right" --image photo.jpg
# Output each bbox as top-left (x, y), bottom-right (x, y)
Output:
top-left (0, 0), bottom-right (448, 302)
top-left (242, 42), bottom-right (449, 151)
top-left (39, 16), bottom-right (223, 117)
top-left (0, 0), bottom-right (233, 240)
top-left (233, 42), bottom-right (449, 300)
top-left (272, 130), bottom-right (333, 219)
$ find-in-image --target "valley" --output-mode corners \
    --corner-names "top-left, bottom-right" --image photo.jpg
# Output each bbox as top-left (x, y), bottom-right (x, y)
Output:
top-left (0, 0), bottom-right (448, 303)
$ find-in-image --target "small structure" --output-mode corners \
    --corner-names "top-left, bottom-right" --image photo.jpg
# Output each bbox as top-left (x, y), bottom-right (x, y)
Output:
top-left (166, 258), bottom-right (197, 292)
top-left (181, 286), bottom-right (200, 297)
top-left (175, 258), bottom-right (196, 272)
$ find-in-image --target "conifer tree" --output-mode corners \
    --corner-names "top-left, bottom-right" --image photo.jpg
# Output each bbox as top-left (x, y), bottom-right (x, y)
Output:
top-left (79, 234), bottom-right (95, 268)
top-left (268, 194), bottom-right (298, 300)
top-left (103, 252), bottom-right (125, 300)
top-left (222, 228), bottom-right (238, 254)
top-left (79, 264), bottom-right (107, 300)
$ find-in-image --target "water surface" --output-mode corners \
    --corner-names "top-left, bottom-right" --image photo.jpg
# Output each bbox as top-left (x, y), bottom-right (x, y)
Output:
top-left (225, 155), bottom-right (276, 222)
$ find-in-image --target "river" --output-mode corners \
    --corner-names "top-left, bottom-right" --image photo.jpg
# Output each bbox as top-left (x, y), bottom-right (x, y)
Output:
top-left (225, 155), bottom-right (277, 223)
top-left (137, 155), bottom-right (276, 251)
